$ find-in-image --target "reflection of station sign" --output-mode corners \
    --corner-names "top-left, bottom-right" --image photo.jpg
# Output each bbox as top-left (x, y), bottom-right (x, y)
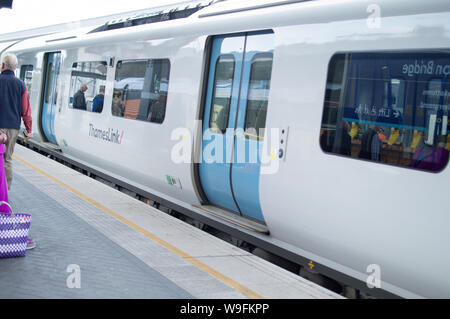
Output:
top-left (353, 104), bottom-right (400, 119)
top-left (341, 52), bottom-right (450, 132)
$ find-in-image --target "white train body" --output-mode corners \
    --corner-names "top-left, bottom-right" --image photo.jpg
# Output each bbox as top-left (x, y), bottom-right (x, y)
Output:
top-left (6, 0), bottom-right (450, 298)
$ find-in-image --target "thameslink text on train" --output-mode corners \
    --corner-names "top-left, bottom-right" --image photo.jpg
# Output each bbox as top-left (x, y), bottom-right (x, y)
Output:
top-left (88, 123), bottom-right (124, 144)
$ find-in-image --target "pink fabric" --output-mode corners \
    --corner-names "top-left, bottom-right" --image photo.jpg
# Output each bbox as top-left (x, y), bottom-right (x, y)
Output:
top-left (0, 143), bottom-right (10, 214)
top-left (21, 86), bottom-right (32, 134)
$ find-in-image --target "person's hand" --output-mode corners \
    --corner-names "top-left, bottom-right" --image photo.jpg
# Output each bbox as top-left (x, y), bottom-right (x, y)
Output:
top-left (23, 129), bottom-right (32, 139)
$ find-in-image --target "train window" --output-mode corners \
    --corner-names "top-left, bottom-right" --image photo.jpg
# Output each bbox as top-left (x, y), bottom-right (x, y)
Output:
top-left (209, 55), bottom-right (235, 134)
top-left (244, 53), bottom-right (273, 140)
top-left (69, 61), bottom-right (107, 113)
top-left (112, 59), bottom-right (170, 124)
top-left (320, 52), bottom-right (450, 172)
top-left (44, 62), bottom-right (54, 104)
top-left (19, 65), bottom-right (33, 93)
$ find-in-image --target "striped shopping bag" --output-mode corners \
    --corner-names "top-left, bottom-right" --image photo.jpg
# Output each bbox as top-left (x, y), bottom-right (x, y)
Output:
top-left (0, 201), bottom-right (32, 258)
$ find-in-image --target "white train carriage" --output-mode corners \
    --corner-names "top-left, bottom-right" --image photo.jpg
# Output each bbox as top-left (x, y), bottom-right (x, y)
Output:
top-left (5, 0), bottom-right (450, 298)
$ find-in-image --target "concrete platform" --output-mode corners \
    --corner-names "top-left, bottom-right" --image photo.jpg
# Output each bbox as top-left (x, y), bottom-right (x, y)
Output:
top-left (0, 144), bottom-right (344, 299)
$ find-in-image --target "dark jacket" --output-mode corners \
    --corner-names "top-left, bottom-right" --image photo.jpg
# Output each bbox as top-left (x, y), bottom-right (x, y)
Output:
top-left (0, 70), bottom-right (32, 131)
top-left (73, 90), bottom-right (86, 110)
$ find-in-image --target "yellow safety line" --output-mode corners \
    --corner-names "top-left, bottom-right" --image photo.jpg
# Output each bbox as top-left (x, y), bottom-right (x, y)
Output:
top-left (13, 154), bottom-right (263, 299)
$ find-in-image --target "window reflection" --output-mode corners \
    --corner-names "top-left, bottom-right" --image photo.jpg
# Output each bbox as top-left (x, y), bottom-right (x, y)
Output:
top-left (45, 63), bottom-right (54, 104)
top-left (244, 53), bottom-right (273, 140)
top-left (113, 59), bottom-right (170, 124)
top-left (70, 61), bottom-right (107, 113)
top-left (209, 55), bottom-right (235, 133)
top-left (321, 52), bottom-right (450, 172)
top-left (19, 65), bottom-right (33, 93)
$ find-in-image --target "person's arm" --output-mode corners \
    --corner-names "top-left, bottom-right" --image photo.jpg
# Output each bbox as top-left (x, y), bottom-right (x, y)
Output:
top-left (21, 85), bottom-right (32, 137)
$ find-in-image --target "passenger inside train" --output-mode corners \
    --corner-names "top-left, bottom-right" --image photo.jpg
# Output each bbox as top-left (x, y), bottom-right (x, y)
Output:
top-left (70, 61), bottom-right (107, 112)
top-left (92, 85), bottom-right (105, 113)
top-left (111, 91), bottom-right (125, 117)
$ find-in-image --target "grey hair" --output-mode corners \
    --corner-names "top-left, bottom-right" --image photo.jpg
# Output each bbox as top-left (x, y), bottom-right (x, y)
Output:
top-left (1, 53), bottom-right (18, 71)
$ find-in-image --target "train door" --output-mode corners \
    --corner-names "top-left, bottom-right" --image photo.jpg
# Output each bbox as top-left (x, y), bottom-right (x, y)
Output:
top-left (199, 32), bottom-right (274, 222)
top-left (41, 52), bottom-right (61, 144)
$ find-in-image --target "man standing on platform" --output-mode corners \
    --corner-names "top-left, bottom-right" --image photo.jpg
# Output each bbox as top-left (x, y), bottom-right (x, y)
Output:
top-left (0, 53), bottom-right (32, 191)
top-left (0, 52), bottom-right (35, 250)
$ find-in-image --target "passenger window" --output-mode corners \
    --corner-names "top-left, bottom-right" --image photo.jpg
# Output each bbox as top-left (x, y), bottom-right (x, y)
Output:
top-left (44, 63), bottom-right (54, 104)
top-left (112, 59), bottom-right (170, 124)
top-left (244, 53), bottom-right (273, 140)
top-left (209, 55), bottom-right (235, 133)
top-left (320, 52), bottom-right (450, 172)
top-left (69, 61), bottom-right (107, 113)
top-left (19, 65), bottom-right (33, 93)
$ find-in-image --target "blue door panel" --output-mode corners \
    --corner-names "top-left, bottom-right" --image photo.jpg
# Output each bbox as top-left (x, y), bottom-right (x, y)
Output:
top-left (200, 32), bottom-right (273, 222)
top-left (41, 52), bottom-right (60, 144)
top-left (199, 35), bottom-right (245, 213)
top-left (231, 33), bottom-right (274, 221)
top-left (41, 54), bottom-right (53, 142)
top-left (49, 55), bottom-right (59, 141)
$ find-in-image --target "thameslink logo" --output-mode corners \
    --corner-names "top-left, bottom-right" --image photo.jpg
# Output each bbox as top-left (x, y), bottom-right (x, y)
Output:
top-left (89, 123), bottom-right (124, 144)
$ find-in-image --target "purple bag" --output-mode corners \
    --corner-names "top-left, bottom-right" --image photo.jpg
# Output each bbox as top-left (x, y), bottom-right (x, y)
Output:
top-left (410, 144), bottom-right (450, 172)
top-left (0, 144), bottom-right (9, 214)
top-left (0, 201), bottom-right (32, 258)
